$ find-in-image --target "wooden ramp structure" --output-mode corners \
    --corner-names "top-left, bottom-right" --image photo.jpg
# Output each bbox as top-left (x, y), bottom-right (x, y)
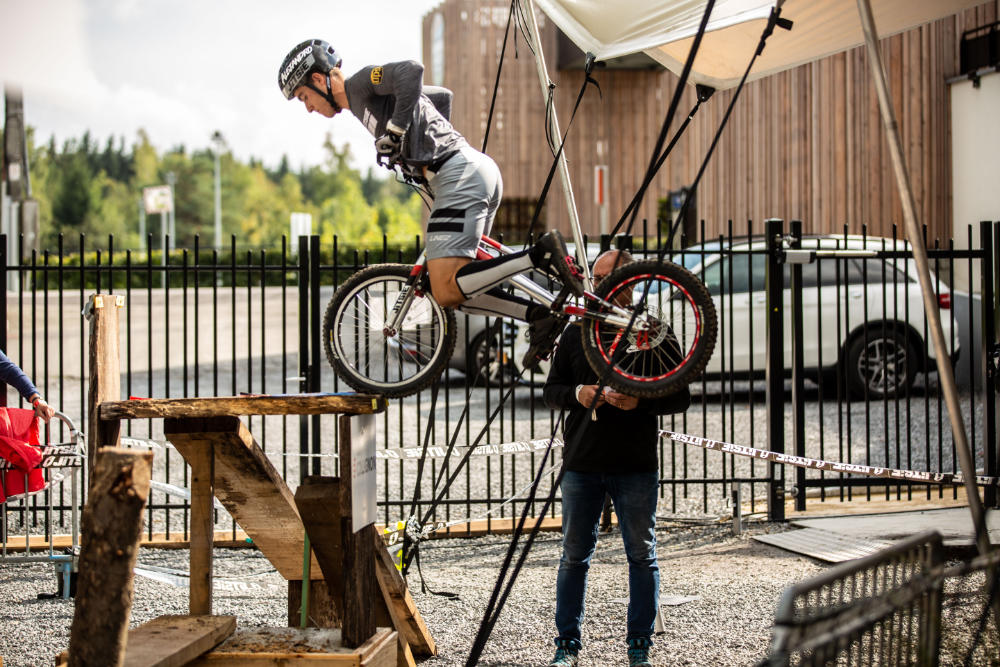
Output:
top-left (61, 293), bottom-right (434, 666)
top-left (97, 393), bottom-right (435, 665)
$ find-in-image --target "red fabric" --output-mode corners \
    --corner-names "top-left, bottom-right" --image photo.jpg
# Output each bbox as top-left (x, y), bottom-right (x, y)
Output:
top-left (0, 407), bottom-right (43, 502)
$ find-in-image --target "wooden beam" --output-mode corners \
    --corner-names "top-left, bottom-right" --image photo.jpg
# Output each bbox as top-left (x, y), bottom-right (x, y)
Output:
top-left (163, 417), bottom-right (320, 580)
top-left (294, 477), bottom-right (346, 620)
top-left (189, 443), bottom-right (215, 615)
top-left (339, 415), bottom-right (376, 649)
top-left (87, 294), bottom-right (123, 475)
top-left (373, 532), bottom-right (436, 658)
top-left (121, 615), bottom-right (236, 667)
top-left (68, 448), bottom-right (153, 667)
top-left (101, 394), bottom-right (386, 421)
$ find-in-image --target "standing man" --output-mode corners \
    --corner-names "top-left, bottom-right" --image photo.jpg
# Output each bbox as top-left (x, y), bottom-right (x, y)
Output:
top-left (278, 39), bottom-right (585, 368)
top-left (543, 250), bottom-right (691, 667)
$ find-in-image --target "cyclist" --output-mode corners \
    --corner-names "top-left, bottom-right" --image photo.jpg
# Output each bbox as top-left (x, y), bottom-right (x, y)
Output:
top-left (278, 39), bottom-right (584, 369)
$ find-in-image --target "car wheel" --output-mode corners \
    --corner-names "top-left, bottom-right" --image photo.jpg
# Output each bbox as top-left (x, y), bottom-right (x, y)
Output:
top-left (844, 327), bottom-right (917, 399)
top-left (467, 325), bottom-right (519, 387)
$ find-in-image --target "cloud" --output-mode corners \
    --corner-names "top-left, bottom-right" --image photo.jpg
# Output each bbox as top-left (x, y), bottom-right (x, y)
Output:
top-left (0, 0), bottom-right (107, 100)
top-left (4, 0), bottom-right (445, 171)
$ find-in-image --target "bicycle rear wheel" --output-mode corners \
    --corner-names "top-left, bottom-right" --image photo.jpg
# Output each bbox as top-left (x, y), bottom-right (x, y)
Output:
top-left (324, 264), bottom-right (456, 397)
top-left (581, 259), bottom-right (716, 398)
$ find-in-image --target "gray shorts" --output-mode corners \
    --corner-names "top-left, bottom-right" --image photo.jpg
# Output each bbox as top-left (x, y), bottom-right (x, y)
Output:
top-left (425, 145), bottom-right (503, 260)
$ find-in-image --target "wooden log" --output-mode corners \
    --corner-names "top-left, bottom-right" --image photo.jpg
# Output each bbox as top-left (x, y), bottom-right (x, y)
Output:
top-left (121, 615), bottom-right (236, 667)
top-left (189, 443), bottom-right (215, 615)
top-left (68, 448), bottom-right (153, 667)
top-left (101, 394), bottom-right (387, 421)
top-left (294, 477), bottom-right (346, 621)
top-left (372, 532), bottom-right (436, 658)
top-left (162, 417), bottom-right (320, 580)
top-left (87, 294), bottom-right (123, 476)
top-left (339, 415), bottom-right (376, 649)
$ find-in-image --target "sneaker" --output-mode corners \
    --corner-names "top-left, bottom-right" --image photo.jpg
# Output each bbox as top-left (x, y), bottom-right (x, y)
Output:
top-left (627, 637), bottom-right (653, 667)
top-left (529, 230), bottom-right (585, 298)
top-left (549, 639), bottom-right (580, 666)
top-left (522, 313), bottom-right (567, 371)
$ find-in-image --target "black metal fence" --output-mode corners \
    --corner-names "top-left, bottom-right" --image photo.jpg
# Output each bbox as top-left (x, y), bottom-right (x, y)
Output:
top-left (1, 219), bottom-right (997, 543)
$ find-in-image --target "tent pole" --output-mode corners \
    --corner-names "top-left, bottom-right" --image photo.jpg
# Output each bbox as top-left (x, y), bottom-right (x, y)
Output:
top-left (520, 0), bottom-right (592, 286)
top-left (856, 0), bottom-right (992, 555)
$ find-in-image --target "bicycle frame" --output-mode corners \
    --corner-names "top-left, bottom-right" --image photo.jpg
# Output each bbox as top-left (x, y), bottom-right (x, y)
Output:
top-left (382, 234), bottom-right (652, 336)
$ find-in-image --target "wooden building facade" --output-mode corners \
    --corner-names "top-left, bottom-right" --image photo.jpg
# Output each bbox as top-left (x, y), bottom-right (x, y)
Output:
top-left (422, 1), bottom-right (999, 244)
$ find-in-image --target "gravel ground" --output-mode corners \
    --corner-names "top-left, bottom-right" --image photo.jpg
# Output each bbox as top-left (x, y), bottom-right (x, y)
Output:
top-left (1, 520), bottom-right (818, 667)
top-left (3, 518), bottom-right (998, 665)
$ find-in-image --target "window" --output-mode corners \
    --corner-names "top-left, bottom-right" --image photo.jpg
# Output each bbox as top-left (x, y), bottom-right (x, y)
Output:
top-left (701, 253), bottom-right (766, 296)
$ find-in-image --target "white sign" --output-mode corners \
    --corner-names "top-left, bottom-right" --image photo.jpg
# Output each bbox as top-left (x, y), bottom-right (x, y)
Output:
top-left (142, 185), bottom-right (173, 214)
top-left (351, 413), bottom-right (377, 531)
top-left (289, 212), bottom-right (312, 253)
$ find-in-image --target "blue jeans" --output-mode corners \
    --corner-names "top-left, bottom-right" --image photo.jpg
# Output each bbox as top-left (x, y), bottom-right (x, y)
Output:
top-left (554, 470), bottom-right (660, 648)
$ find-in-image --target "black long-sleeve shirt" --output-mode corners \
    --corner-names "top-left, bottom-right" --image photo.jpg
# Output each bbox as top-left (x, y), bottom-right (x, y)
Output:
top-left (343, 60), bottom-right (467, 168)
top-left (543, 323), bottom-right (690, 473)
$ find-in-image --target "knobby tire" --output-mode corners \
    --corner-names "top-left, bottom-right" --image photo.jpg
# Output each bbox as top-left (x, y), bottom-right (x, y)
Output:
top-left (323, 264), bottom-right (457, 398)
top-left (581, 259), bottom-right (717, 398)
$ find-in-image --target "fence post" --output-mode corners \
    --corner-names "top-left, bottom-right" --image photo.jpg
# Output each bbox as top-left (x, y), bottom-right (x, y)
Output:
top-left (982, 221), bottom-right (998, 508)
top-left (789, 220), bottom-right (806, 512)
top-left (765, 219), bottom-right (785, 521)
top-left (298, 236), bottom-right (310, 485)
top-left (310, 235), bottom-right (322, 476)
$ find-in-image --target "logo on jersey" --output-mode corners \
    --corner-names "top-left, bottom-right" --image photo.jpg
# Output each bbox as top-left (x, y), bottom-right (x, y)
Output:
top-left (371, 67), bottom-right (383, 85)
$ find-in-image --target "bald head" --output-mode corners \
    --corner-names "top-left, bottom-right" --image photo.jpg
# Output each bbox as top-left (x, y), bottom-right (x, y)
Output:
top-left (592, 249), bottom-right (634, 282)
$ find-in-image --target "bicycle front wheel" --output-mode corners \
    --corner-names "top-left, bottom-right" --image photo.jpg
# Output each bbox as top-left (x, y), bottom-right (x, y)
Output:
top-left (581, 259), bottom-right (717, 398)
top-left (324, 264), bottom-right (456, 398)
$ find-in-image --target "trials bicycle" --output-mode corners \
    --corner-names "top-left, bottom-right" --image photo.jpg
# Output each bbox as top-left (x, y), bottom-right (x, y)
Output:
top-left (322, 234), bottom-right (717, 399)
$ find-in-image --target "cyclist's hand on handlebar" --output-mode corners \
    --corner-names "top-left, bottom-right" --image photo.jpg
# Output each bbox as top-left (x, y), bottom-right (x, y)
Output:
top-left (375, 129), bottom-right (403, 168)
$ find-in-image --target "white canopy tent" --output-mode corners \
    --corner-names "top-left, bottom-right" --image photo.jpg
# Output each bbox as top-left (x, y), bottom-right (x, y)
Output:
top-left (534, 0), bottom-right (983, 89)
top-left (525, 0), bottom-right (991, 555)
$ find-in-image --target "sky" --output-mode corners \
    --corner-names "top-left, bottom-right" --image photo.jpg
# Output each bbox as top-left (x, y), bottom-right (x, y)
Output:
top-left (1, 0), bottom-right (445, 174)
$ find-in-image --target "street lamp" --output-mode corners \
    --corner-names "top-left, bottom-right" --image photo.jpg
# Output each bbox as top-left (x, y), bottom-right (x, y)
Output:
top-left (211, 131), bottom-right (227, 251)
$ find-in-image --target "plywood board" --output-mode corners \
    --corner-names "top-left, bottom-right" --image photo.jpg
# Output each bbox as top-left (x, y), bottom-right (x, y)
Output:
top-left (121, 615), bottom-right (236, 667)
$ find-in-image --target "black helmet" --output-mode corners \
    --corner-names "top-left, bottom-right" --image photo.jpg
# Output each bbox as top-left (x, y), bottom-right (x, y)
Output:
top-left (278, 39), bottom-right (342, 101)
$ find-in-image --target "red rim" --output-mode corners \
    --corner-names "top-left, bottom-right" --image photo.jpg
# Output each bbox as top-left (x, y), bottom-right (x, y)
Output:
top-left (592, 273), bottom-right (701, 383)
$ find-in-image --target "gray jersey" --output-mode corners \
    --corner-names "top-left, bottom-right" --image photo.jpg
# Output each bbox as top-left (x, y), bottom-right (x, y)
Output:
top-left (344, 60), bottom-right (467, 168)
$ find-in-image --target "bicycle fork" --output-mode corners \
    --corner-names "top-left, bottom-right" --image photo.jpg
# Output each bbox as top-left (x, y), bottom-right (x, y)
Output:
top-left (383, 254), bottom-right (428, 337)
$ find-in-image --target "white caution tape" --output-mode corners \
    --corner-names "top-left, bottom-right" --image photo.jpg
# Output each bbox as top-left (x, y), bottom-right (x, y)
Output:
top-left (286, 437), bottom-right (564, 460)
top-left (660, 430), bottom-right (997, 486)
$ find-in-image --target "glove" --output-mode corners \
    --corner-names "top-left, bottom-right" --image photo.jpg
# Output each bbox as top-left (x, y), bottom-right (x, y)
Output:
top-left (375, 130), bottom-right (403, 168)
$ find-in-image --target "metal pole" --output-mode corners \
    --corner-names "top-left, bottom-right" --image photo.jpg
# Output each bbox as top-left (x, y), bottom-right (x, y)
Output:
top-left (166, 171), bottom-right (176, 251)
top-left (765, 218), bottom-right (785, 521)
top-left (520, 0), bottom-right (592, 286)
top-left (790, 220), bottom-right (806, 512)
top-left (982, 221), bottom-right (997, 508)
top-left (856, 0), bottom-right (991, 555)
top-left (212, 131), bottom-right (225, 251)
top-left (214, 151), bottom-right (222, 251)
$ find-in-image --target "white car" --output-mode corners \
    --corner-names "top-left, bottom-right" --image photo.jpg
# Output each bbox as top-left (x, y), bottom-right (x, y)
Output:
top-left (674, 236), bottom-right (959, 398)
